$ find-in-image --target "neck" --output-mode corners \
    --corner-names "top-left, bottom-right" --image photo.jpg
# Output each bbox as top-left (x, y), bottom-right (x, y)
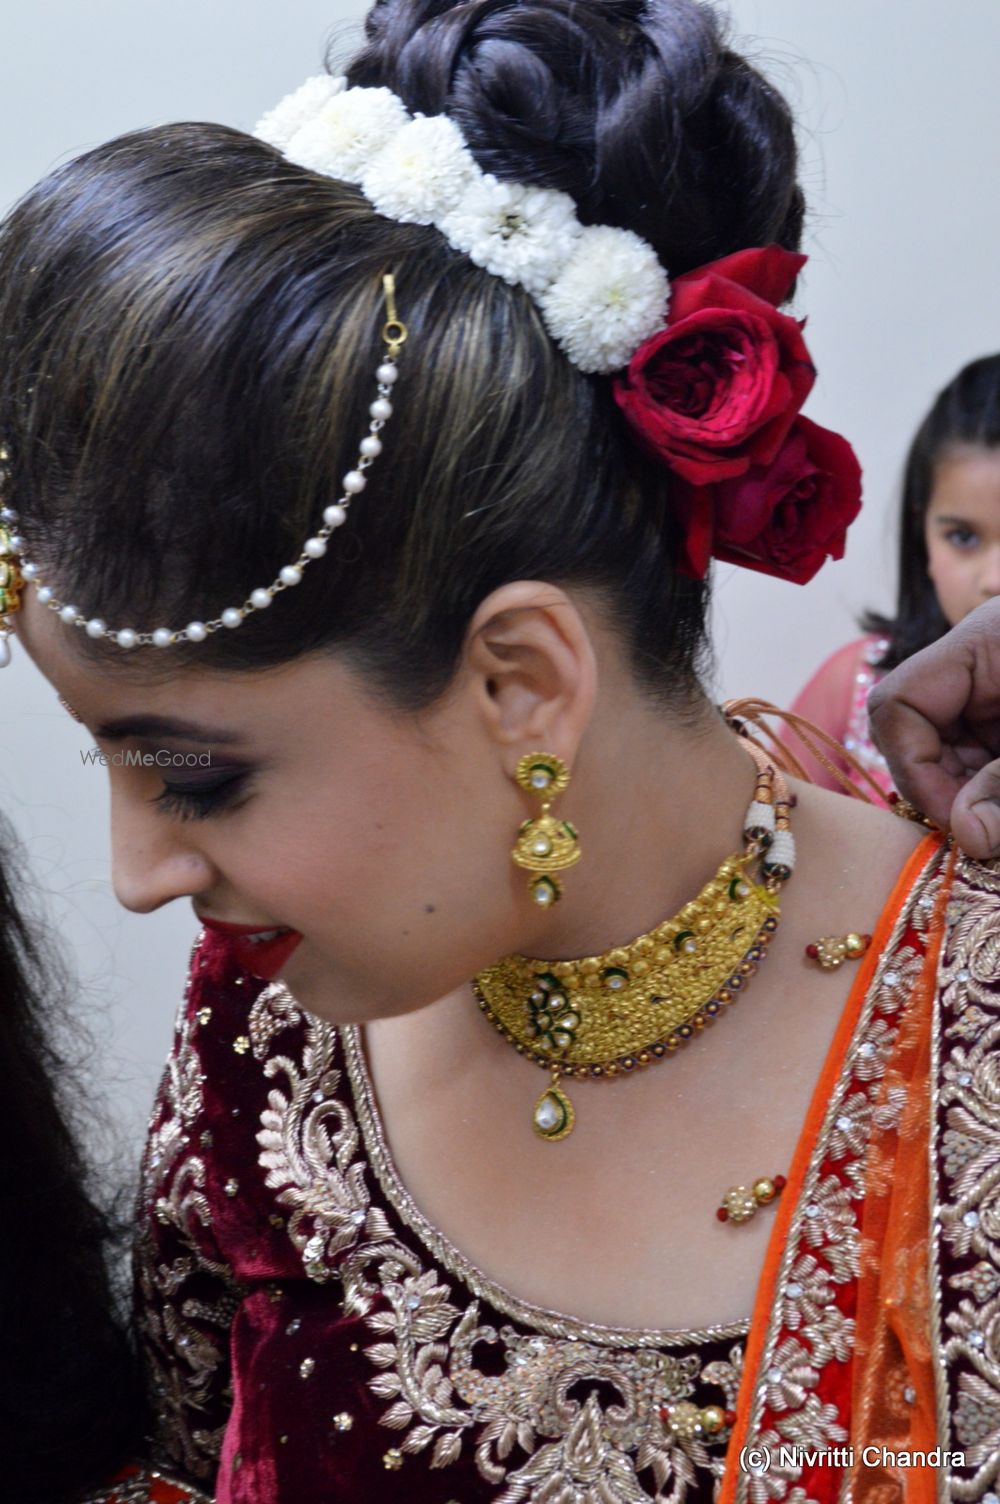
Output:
top-left (516, 695), bottom-right (757, 962)
top-left (367, 693), bottom-right (765, 1100)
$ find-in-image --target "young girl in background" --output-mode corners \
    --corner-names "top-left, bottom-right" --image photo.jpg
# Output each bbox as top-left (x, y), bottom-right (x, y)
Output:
top-left (790, 352), bottom-right (1000, 796)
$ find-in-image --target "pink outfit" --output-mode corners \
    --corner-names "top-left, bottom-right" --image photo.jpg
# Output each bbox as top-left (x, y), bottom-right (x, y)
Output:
top-left (787, 634), bottom-right (895, 802)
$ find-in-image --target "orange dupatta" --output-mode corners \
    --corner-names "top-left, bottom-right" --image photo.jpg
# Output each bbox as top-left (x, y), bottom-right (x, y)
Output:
top-left (717, 833), bottom-right (951, 1504)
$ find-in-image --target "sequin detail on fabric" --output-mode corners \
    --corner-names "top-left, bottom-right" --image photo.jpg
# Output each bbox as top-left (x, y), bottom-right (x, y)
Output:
top-left (933, 855), bottom-right (1000, 1501)
top-left (137, 945), bottom-right (243, 1483)
top-left (253, 981), bottom-right (745, 1501)
top-left (731, 846), bottom-right (947, 1504)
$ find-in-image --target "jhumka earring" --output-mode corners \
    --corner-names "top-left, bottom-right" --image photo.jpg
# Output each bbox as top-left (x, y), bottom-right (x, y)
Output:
top-left (510, 753), bottom-right (581, 909)
top-left (0, 447), bottom-right (23, 669)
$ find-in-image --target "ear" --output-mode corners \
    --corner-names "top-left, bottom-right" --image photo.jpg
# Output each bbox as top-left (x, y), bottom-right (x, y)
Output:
top-left (462, 581), bottom-right (598, 773)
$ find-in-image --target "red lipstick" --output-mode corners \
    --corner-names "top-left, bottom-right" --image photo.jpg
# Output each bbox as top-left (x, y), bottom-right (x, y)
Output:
top-left (198, 918), bottom-right (303, 981)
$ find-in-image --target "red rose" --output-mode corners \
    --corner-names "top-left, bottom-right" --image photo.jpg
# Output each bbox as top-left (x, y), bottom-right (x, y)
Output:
top-left (711, 417), bottom-right (863, 585)
top-left (613, 246), bottom-right (814, 484)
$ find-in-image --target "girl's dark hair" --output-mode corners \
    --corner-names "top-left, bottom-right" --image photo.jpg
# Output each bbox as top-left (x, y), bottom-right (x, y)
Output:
top-left (863, 353), bottom-right (1000, 670)
top-left (0, 823), bottom-right (149, 1501)
top-left (0, 0), bottom-right (803, 710)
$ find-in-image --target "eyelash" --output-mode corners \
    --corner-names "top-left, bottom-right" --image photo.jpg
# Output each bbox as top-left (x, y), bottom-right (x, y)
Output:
top-left (152, 774), bottom-right (250, 821)
top-left (945, 526), bottom-right (978, 549)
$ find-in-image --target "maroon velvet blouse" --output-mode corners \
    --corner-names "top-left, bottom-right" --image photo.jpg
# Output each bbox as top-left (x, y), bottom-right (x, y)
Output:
top-left (137, 930), bottom-right (746, 1502)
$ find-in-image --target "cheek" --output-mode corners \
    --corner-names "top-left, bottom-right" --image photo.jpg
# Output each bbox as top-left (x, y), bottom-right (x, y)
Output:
top-left (926, 538), bottom-right (974, 617)
top-left (228, 766), bottom-right (505, 934)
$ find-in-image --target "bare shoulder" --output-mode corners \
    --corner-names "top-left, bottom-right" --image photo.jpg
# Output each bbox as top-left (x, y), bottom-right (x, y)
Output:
top-left (789, 779), bottom-right (931, 936)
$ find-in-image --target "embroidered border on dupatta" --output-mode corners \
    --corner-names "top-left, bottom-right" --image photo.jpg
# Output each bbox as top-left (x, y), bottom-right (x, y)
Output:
top-left (930, 854), bottom-right (1000, 1503)
top-left (719, 834), bottom-right (949, 1504)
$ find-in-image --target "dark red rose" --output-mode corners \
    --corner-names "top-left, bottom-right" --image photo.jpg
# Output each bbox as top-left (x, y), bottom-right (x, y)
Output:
top-left (613, 246), bottom-right (814, 485)
top-left (668, 482), bottom-right (715, 580)
top-left (711, 417), bottom-right (863, 585)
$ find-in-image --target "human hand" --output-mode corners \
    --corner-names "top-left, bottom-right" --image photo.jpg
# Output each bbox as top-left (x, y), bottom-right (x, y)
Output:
top-left (868, 598), bottom-right (1000, 858)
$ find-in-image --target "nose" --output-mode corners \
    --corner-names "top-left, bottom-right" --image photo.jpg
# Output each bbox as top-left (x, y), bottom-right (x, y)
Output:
top-left (110, 787), bottom-right (216, 914)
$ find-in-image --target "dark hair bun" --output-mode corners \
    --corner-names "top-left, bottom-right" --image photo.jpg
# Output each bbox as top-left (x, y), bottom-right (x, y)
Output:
top-left (347, 0), bottom-right (804, 274)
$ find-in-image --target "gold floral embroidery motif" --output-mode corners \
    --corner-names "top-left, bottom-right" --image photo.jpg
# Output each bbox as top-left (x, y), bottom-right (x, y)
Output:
top-left (252, 982), bottom-right (746, 1501)
top-left (933, 855), bottom-right (1000, 1501)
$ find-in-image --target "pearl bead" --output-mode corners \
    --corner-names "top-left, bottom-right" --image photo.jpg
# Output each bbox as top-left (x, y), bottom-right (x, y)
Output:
top-left (343, 470), bottom-right (366, 494)
top-left (59, 604), bottom-right (79, 624)
top-left (116, 628), bottom-right (138, 649)
top-left (185, 621), bottom-right (207, 642)
top-left (376, 362), bottom-right (398, 385)
top-left (534, 1095), bottom-right (561, 1130)
top-left (370, 398), bottom-right (393, 421)
top-left (21, 562), bottom-right (38, 580)
top-left (304, 537), bottom-right (327, 559)
top-left (701, 1406), bottom-right (726, 1436)
top-left (324, 504), bottom-right (348, 528)
top-left (360, 435), bottom-right (382, 458)
top-left (85, 618), bottom-right (106, 639)
top-left (280, 565), bottom-right (302, 587)
top-left (221, 607), bottom-right (243, 628)
top-left (0, 507), bottom-right (17, 524)
top-left (7, 534), bottom-right (25, 553)
top-left (152, 628), bottom-right (173, 648)
top-left (250, 588), bottom-right (272, 609)
top-left (36, 586), bottom-right (53, 605)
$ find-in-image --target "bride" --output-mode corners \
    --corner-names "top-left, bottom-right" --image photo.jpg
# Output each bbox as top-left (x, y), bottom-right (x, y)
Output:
top-left (1, 2), bottom-right (990, 1500)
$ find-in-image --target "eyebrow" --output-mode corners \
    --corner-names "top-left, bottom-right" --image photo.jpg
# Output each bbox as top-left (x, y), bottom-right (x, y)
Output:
top-left (95, 714), bottom-right (245, 746)
top-left (932, 514), bottom-right (977, 526)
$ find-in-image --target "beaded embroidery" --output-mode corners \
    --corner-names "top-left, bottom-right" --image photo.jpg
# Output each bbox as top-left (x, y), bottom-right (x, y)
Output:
top-left (135, 842), bottom-right (951, 1503)
top-left (932, 855), bottom-right (1000, 1501)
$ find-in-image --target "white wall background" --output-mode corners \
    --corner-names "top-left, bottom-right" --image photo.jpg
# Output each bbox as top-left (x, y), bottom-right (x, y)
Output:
top-left (3, 0), bottom-right (999, 1150)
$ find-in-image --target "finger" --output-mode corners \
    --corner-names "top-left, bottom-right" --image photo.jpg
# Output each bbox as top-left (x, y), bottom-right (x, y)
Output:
top-left (868, 630), bottom-right (976, 749)
top-left (951, 761), bottom-right (1000, 859)
top-left (867, 694), bottom-right (961, 828)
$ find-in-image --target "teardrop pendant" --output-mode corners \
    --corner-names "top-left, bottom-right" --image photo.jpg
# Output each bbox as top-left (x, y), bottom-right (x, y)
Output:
top-left (532, 1074), bottom-right (575, 1141)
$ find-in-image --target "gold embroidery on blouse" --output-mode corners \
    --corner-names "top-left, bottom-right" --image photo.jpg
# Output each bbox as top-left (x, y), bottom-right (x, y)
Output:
top-left (80, 1471), bottom-right (213, 1504)
top-left (253, 984), bottom-right (747, 1501)
top-left (733, 845), bottom-right (948, 1504)
top-left (136, 947), bottom-right (239, 1481)
top-left (932, 855), bottom-right (1000, 1501)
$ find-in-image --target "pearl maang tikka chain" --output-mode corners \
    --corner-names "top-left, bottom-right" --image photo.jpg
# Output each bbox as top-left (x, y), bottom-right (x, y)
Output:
top-left (0, 276), bottom-right (408, 667)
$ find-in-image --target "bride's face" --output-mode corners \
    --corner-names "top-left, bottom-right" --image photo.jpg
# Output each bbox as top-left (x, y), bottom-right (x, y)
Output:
top-left (16, 594), bottom-right (534, 1023)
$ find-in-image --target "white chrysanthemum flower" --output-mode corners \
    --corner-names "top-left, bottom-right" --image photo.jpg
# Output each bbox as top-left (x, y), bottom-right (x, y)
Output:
top-left (438, 175), bottom-right (582, 296)
top-left (253, 75), bottom-right (346, 153)
top-left (362, 115), bottom-right (476, 225)
top-left (539, 224), bottom-right (670, 374)
top-left (284, 87), bottom-right (410, 182)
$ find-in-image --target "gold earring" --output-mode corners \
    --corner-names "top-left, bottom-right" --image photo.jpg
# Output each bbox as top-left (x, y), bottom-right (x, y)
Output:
top-left (511, 752), bottom-right (581, 908)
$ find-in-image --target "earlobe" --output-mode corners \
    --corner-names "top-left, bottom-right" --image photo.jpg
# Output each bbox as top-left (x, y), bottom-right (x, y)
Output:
top-left (463, 581), bottom-right (598, 767)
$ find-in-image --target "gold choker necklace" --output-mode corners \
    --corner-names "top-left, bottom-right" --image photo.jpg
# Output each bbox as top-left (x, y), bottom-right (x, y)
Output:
top-left (472, 742), bottom-right (792, 1140)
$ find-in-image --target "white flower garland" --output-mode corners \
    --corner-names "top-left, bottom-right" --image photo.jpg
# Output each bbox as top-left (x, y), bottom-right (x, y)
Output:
top-left (255, 77), bottom-right (670, 374)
